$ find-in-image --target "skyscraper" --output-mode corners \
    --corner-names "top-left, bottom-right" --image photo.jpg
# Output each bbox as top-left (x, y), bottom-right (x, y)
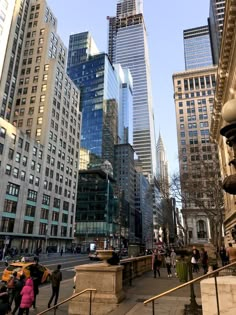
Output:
top-left (183, 25), bottom-right (213, 70)
top-left (208, 0), bottom-right (225, 64)
top-left (108, 0), bottom-right (156, 177)
top-left (0, 0), bottom-right (81, 252)
top-left (0, 0), bottom-right (30, 121)
top-left (156, 132), bottom-right (169, 192)
top-left (67, 32), bottom-right (119, 168)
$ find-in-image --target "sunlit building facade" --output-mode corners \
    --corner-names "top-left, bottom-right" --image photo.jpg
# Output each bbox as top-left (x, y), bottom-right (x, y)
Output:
top-left (0, 0), bottom-right (82, 252)
top-left (184, 26), bottom-right (213, 70)
top-left (108, 0), bottom-right (156, 177)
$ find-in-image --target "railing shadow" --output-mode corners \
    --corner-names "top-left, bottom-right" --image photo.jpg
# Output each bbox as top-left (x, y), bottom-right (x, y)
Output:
top-left (36, 288), bottom-right (96, 315)
top-left (143, 261), bottom-right (236, 315)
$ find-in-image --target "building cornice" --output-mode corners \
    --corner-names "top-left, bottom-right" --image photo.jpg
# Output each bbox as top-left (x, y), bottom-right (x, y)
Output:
top-left (211, 0), bottom-right (236, 141)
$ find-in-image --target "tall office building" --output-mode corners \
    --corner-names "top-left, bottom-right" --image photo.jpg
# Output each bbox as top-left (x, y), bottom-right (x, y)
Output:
top-left (208, 0), bottom-right (225, 64)
top-left (67, 32), bottom-right (119, 169)
top-left (0, 0), bottom-right (81, 252)
top-left (0, 0), bottom-right (16, 79)
top-left (173, 67), bottom-right (221, 244)
top-left (114, 64), bottom-right (133, 145)
top-left (183, 25), bottom-right (213, 70)
top-left (108, 0), bottom-right (156, 177)
top-left (0, 0), bottom-right (30, 121)
top-left (156, 132), bottom-right (169, 194)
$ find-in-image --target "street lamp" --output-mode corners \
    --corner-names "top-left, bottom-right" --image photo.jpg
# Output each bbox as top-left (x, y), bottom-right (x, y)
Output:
top-left (220, 98), bottom-right (236, 194)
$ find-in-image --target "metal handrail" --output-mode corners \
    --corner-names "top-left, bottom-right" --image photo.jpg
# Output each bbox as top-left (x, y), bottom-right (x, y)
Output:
top-left (143, 261), bottom-right (236, 308)
top-left (37, 288), bottom-right (96, 315)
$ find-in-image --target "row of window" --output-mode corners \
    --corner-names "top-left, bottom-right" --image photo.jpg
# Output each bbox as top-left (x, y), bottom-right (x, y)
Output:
top-left (180, 129), bottom-right (209, 138)
top-left (181, 138), bottom-right (210, 146)
top-left (3, 199), bottom-right (71, 223)
top-left (182, 154), bottom-right (214, 162)
top-left (1, 217), bottom-right (71, 237)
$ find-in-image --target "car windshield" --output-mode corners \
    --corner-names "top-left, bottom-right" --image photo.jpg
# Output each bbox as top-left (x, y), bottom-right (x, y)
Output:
top-left (7, 265), bottom-right (23, 272)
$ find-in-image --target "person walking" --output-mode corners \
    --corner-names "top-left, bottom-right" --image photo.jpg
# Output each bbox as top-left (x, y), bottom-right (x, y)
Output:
top-left (7, 271), bottom-right (18, 309)
top-left (226, 243), bottom-right (236, 263)
top-left (200, 248), bottom-right (208, 274)
top-left (60, 248), bottom-right (63, 256)
top-left (192, 248), bottom-right (200, 272)
top-left (170, 248), bottom-right (177, 274)
top-left (152, 249), bottom-right (162, 278)
top-left (11, 275), bottom-right (25, 315)
top-left (165, 253), bottom-right (172, 277)
top-left (219, 245), bottom-right (228, 266)
top-left (48, 265), bottom-right (62, 309)
top-left (30, 258), bottom-right (41, 310)
top-left (17, 278), bottom-right (34, 315)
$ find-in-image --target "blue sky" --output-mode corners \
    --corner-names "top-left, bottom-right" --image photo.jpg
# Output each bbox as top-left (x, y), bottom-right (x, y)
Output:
top-left (47, 0), bottom-right (210, 174)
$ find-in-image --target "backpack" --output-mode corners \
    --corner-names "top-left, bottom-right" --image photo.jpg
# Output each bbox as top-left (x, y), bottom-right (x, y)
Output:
top-left (7, 277), bottom-right (16, 289)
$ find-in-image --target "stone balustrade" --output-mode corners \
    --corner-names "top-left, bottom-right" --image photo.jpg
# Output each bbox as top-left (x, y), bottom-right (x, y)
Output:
top-left (68, 255), bottom-right (152, 315)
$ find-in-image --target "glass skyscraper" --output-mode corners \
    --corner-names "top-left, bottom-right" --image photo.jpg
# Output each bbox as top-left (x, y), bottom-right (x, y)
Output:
top-left (67, 32), bottom-right (119, 168)
top-left (183, 25), bottom-right (213, 70)
top-left (108, 0), bottom-right (156, 177)
top-left (209, 0), bottom-right (225, 64)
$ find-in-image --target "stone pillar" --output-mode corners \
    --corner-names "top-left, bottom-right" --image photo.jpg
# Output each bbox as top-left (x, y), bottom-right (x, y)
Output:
top-left (200, 275), bottom-right (236, 314)
top-left (69, 263), bottom-right (125, 315)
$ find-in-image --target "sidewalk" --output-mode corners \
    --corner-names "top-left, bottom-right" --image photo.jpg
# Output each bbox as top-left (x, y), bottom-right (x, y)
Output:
top-left (110, 268), bottom-right (201, 315)
top-left (33, 267), bottom-right (202, 315)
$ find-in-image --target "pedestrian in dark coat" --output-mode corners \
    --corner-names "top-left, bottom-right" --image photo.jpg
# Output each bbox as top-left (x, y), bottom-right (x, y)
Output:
top-left (29, 258), bottom-right (41, 310)
top-left (11, 274), bottom-right (25, 315)
top-left (219, 246), bottom-right (228, 266)
top-left (0, 285), bottom-right (9, 315)
top-left (200, 248), bottom-right (208, 274)
top-left (48, 265), bottom-right (62, 309)
top-left (152, 249), bottom-right (162, 278)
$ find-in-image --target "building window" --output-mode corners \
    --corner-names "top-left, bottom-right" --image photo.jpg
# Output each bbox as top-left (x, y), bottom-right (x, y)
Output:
top-left (42, 194), bottom-right (50, 206)
top-left (29, 174), bottom-right (34, 184)
top-left (25, 204), bottom-right (36, 217)
top-left (27, 189), bottom-right (37, 202)
top-left (52, 211), bottom-right (59, 221)
top-left (4, 200), bottom-right (17, 214)
top-left (1, 217), bottom-right (15, 233)
top-left (5, 165), bottom-right (12, 175)
top-left (53, 198), bottom-right (60, 209)
top-left (13, 168), bottom-right (19, 178)
top-left (38, 106), bottom-right (44, 113)
top-left (0, 127), bottom-right (6, 138)
top-left (23, 221), bottom-right (34, 234)
top-left (25, 142), bottom-right (30, 152)
top-left (33, 147), bottom-right (37, 156)
top-left (35, 177), bottom-right (40, 186)
top-left (36, 129), bottom-right (41, 137)
top-left (22, 156), bottom-right (27, 166)
top-left (8, 149), bottom-right (14, 160)
top-left (6, 182), bottom-right (20, 196)
top-left (15, 152), bottom-right (21, 163)
top-left (40, 209), bottom-right (49, 220)
top-left (20, 171), bottom-right (26, 181)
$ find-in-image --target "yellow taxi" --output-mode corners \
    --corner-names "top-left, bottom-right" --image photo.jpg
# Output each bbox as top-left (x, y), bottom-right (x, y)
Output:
top-left (1, 261), bottom-right (51, 284)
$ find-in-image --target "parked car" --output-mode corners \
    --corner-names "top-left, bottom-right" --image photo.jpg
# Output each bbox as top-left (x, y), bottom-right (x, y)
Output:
top-left (88, 251), bottom-right (100, 261)
top-left (1, 262), bottom-right (51, 284)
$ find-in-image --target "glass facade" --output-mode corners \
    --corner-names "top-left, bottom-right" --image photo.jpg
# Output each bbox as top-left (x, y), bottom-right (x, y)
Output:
top-left (67, 44), bottom-right (119, 167)
top-left (184, 26), bottom-right (213, 70)
top-left (209, 0), bottom-right (225, 64)
top-left (108, 2), bottom-right (156, 176)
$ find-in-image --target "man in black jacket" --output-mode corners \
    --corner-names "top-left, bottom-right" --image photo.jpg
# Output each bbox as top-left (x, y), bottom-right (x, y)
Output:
top-left (48, 265), bottom-right (62, 309)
